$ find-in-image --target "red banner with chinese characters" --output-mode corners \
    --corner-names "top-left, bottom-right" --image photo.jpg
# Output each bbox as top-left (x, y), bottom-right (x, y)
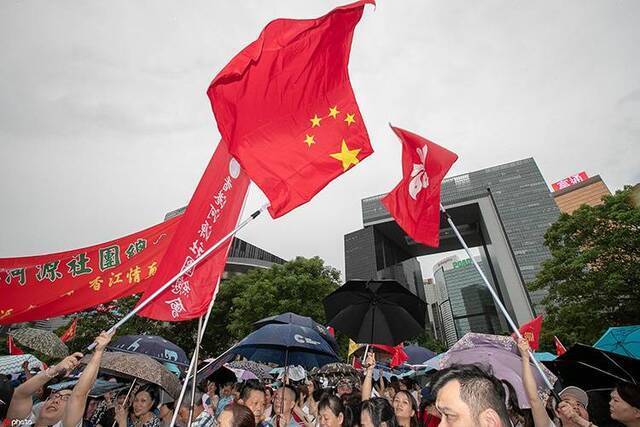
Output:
top-left (0, 216), bottom-right (181, 324)
top-left (137, 141), bottom-right (249, 321)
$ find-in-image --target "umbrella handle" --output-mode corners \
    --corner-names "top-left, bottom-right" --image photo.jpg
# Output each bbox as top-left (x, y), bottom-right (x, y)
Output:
top-left (112, 378), bottom-right (137, 427)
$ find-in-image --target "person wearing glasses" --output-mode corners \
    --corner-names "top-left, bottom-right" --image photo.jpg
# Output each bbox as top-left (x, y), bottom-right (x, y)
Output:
top-left (5, 331), bottom-right (113, 427)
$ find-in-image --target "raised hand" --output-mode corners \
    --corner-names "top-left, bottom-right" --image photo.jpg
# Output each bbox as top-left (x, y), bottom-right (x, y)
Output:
top-left (54, 352), bottom-right (84, 375)
top-left (93, 330), bottom-right (114, 352)
top-left (517, 337), bottom-right (531, 359)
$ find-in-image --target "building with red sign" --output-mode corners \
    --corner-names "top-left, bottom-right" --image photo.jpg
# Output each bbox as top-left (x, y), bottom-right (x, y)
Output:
top-left (552, 174), bottom-right (611, 214)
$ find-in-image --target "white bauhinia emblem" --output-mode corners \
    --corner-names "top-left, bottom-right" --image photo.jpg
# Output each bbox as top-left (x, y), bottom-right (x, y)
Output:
top-left (408, 145), bottom-right (429, 200)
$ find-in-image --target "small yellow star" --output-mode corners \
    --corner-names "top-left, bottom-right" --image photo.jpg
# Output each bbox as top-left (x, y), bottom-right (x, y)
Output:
top-left (328, 106), bottom-right (340, 119)
top-left (344, 113), bottom-right (356, 126)
top-left (330, 140), bottom-right (361, 171)
top-left (304, 134), bottom-right (316, 147)
top-left (310, 114), bottom-right (322, 128)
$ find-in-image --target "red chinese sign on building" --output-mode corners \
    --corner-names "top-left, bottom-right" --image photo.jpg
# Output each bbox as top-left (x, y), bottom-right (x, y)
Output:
top-left (551, 171), bottom-right (589, 192)
top-left (0, 216), bottom-right (181, 324)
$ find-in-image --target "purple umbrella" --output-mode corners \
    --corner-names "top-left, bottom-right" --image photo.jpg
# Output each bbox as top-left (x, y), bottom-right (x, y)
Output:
top-left (404, 345), bottom-right (436, 365)
top-left (439, 333), bottom-right (557, 409)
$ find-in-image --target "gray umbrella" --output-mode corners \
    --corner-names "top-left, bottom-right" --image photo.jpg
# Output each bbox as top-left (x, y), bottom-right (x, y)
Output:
top-left (10, 328), bottom-right (69, 358)
top-left (80, 351), bottom-right (181, 398)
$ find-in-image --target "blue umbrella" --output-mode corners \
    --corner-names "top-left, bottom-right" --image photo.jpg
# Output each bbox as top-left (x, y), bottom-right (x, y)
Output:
top-left (404, 345), bottom-right (436, 365)
top-left (232, 323), bottom-right (338, 368)
top-left (254, 312), bottom-right (339, 352)
top-left (108, 335), bottom-right (189, 368)
top-left (594, 325), bottom-right (640, 359)
top-left (533, 352), bottom-right (557, 362)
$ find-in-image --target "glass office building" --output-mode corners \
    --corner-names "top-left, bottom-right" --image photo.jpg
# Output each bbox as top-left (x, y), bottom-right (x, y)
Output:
top-left (346, 157), bottom-right (560, 315)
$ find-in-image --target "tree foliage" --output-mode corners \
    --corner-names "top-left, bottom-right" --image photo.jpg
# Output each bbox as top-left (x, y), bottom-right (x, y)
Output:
top-left (201, 256), bottom-right (341, 357)
top-left (55, 256), bottom-right (341, 360)
top-left (530, 187), bottom-right (640, 349)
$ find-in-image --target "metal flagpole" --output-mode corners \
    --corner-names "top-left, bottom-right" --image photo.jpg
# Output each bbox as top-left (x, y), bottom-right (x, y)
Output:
top-left (440, 204), bottom-right (560, 400)
top-left (87, 203), bottom-right (270, 351)
top-left (187, 316), bottom-right (204, 426)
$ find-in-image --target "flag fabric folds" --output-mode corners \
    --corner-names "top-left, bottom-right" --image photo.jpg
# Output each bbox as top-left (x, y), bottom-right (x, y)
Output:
top-left (7, 335), bottom-right (24, 355)
top-left (381, 126), bottom-right (458, 248)
top-left (514, 315), bottom-right (543, 350)
top-left (554, 335), bottom-right (567, 356)
top-left (137, 141), bottom-right (249, 321)
top-left (207, 0), bottom-right (374, 218)
top-left (60, 318), bottom-right (78, 343)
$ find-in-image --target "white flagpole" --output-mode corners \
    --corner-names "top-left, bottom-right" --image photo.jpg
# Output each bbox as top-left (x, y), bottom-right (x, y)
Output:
top-left (439, 204), bottom-right (559, 397)
top-left (87, 202), bottom-right (270, 351)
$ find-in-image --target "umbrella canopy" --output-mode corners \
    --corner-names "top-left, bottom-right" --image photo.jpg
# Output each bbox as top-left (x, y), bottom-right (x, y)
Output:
top-left (9, 328), bottom-right (69, 358)
top-left (323, 279), bottom-right (427, 346)
top-left (439, 333), bottom-right (557, 409)
top-left (254, 312), bottom-right (339, 352)
top-left (544, 343), bottom-right (640, 390)
top-left (316, 362), bottom-right (358, 377)
top-left (0, 354), bottom-right (43, 375)
top-left (227, 361), bottom-right (273, 380)
top-left (225, 364), bottom-right (258, 381)
top-left (404, 345), bottom-right (436, 365)
top-left (107, 335), bottom-right (189, 367)
top-left (593, 325), bottom-right (640, 360)
top-left (232, 323), bottom-right (339, 368)
top-left (81, 351), bottom-right (181, 398)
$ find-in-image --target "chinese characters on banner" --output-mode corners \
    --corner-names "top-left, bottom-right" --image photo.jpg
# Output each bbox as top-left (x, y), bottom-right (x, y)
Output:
top-left (551, 171), bottom-right (589, 192)
top-left (0, 215), bottom-right (181, 325)
top-left (136, 141), bottom-right (250, 321)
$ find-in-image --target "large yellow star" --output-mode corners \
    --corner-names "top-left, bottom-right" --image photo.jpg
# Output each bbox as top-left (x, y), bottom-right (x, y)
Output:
top-left (344, 113), bottom-right (356, 126)
top-left (304, 134), bottom-right (315, 147)
top-left (330, 140), bottom-right (361, 171)
top-left (310, 114), bottom-right (322, 128)
top-left (328, 106), bottom-right (340, 119)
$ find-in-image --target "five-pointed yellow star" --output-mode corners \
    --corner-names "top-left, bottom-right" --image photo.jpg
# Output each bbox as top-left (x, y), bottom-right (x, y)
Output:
top-left (328, 106), bottom-right (340, 119)
top-left (310, 114), bottom-right (322, 128)
top-left (330, 140), bottom-right (361, 171)
top-left (304, 134), bottom-right (316, 147)
top-left (344, 113), bottom-right (356, 126)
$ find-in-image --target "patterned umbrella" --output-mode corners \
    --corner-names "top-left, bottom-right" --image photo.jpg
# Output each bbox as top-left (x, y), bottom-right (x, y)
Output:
top-left (439, 333), bottom-right (557, 409)
top-left (227, 361), bottom-right (273, 380)
top-left (80, 351), bottom-right (181, 398)
top-left (0, 354), bottom-right (44, 375)
top-left (317, 362), bottom-right (358, 376)
top-left (9, 328), bottom-right (69, 358)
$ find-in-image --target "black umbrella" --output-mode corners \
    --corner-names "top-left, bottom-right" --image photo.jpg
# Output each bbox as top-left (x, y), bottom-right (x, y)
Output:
top-left (544, 344), bottom-right (639, 391)
top-left (233, 323), bottom-right (339, 369)
top-left (107, 335), bottom-right (189, 368)
top-left (323, 279), bottom-right (427, 346)
top-left (253, 312), bottom-right (339, 352)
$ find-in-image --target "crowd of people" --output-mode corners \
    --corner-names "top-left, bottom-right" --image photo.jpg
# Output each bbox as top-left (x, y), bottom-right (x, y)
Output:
top-left (1, 333), bottom-right (639, 427)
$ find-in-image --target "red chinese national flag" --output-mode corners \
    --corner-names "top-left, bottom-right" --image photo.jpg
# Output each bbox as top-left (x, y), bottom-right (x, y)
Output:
top-left (381, 126), bottom-right (458, 247)
top-left (136, 141), bottom-right (250, 321)
top-left (60, 318), bottom-right (78, 343)
top-left (515, 315), bottom-right (543, 350)
top-left (207, 1), bottom-right (374, 218)
top-left (7, 335), bottom-right (24, 355)
top-left (554, 335), bottom-right (567, 356)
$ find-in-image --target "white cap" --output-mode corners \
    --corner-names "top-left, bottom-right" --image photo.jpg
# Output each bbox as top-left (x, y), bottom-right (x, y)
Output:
top-left (559, 386), bottom-right (589, 408)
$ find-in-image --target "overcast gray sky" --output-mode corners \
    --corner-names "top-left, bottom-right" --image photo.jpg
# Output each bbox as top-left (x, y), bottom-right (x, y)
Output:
top-left (1, 1), bottom-right (638, 280)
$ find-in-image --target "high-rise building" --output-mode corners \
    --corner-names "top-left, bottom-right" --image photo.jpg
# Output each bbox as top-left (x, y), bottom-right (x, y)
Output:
top-left (551, 173), bottom-right (611, 214)
top-left (345, 158), bottom-right (560, 323)
top-left (432, 255), bottom-right (505, 347)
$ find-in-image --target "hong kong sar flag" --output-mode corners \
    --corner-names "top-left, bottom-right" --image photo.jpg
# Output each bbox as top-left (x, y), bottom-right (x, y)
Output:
top-left (382, 126), bottom-right (458, 247)
top-left (208, 0), bottom-right (374, 218)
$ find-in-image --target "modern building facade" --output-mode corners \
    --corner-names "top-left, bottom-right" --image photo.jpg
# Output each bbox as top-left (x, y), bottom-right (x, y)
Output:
top-left (552, 174), bottom-right (611, 214)
top-left (432, 255), bottom-right (504, 347)
top-left (345, 157), bottom-right (560, 327)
